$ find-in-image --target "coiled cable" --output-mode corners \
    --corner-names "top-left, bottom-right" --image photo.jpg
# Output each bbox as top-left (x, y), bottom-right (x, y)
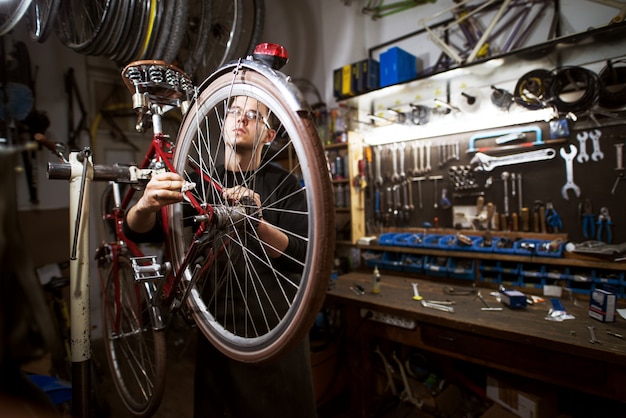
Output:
top-left (546, 66), bottom-right (600, 114)
top-left (514, 69), bottom-right (552, 110)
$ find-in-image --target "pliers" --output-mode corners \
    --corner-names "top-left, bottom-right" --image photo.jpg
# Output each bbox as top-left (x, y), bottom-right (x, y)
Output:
top-left (596, 207), bottom-right (613, 244)
top-left (580, 199), bottom-right (595, 239)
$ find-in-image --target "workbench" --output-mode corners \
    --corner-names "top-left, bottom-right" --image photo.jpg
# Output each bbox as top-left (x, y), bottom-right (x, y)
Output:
top-left (325, 271), bottom-right (626, 416)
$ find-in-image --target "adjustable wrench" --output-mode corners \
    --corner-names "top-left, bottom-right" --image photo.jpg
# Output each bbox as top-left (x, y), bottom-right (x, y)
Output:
top-left (560, 144), bottom-right (581, 200)
top-left (470, 148), bottom-right (556, 171)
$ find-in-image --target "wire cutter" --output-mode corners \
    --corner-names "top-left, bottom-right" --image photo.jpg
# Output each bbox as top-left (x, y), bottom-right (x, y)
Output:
top-left (581, 199), bottom-right (595, 239)
top-left (596, 207), bottom-right (613, 244)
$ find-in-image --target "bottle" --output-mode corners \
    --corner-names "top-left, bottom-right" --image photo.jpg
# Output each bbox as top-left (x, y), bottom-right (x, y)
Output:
top-left (372, 266), bottom-right (381, 294)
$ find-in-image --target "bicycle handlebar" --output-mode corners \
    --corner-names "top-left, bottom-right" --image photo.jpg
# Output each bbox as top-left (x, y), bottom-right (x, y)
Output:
top-left (48, 162), bottom-right (134, 182)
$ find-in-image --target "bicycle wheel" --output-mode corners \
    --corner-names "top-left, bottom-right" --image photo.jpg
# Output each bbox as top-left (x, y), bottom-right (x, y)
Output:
top-left (25, 0), bottom-right (60, 42)
top-left (192, 0), bottom-right (243, 83)
top-left (101, 254), bottom-right (167, 417)
top-left (169, 57), bottom-right (335, 364)
top-left (0, 0), bottom-right (31, 36)
top-left (230, 0), bottom-right (265, 65)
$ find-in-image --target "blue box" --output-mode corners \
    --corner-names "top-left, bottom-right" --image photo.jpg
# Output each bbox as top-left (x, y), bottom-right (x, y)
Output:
top-left (379, 47), bottom-right (417, 87)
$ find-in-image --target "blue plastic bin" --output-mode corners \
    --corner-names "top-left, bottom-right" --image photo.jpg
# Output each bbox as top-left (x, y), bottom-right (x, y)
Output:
top-left (379, 46), bottom-right (417, 87)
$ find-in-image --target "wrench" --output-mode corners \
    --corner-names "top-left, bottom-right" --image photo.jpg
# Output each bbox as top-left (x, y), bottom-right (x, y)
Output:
top-left (411, 141), bottom-right (420, 175)
top-left (391, 142), bottom-right (400, 182)
top-left (374, 145), bottom-right (383, 186)
top-left (576, 132), bottom-right (589, 163)
top-left (589, 129), bottom-right (604, 161)
top-left (560, 144), bottom-right (581, 200)
top-left (470, 148), bottom-right (556, 171)
top-left (424, 141), bottom-right (432, 172)
top-left (588, 325), bottom-right (601, 344)
top-left (399, 142), bottom-right (406, 180)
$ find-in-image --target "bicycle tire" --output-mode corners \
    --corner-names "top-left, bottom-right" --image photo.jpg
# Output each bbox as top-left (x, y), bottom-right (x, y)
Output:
top-left (0, 0), bottom-right (31, 36)
top-left (111, 0), bottom-right (148, 64)
top-left (174, 0), bottom-right (213, 80)
top-left (169, 59), bottom-right (335, 363)
top-left (101, 255), bottom-right (167, 418)
top-left (94, 0), bottom-right (130, 57)
top-left (162, 0), bottom-right (188, 64)
top-left (150, 0), bottom-right (175, 60)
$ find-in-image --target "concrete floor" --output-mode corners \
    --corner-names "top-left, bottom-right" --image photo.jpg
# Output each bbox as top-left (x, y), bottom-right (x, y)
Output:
top-left (92, 326), bottom-right (352, 418)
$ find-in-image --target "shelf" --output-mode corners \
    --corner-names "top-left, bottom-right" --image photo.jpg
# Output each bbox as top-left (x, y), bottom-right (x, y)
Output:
top-left (347, 21), bottom-right (626, 105)
top-left (359, 243), bottom-right (626, 271)
top-left (338, 22), bottom-right (626, 144)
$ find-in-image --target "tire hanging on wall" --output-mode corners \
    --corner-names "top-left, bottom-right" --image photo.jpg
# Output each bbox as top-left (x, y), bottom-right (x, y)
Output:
top-left (598, 59), bottom-right (626, 109)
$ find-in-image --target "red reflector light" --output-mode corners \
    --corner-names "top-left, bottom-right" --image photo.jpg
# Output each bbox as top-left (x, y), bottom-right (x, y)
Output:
top-left (253, 43), bottom-right (289, 60)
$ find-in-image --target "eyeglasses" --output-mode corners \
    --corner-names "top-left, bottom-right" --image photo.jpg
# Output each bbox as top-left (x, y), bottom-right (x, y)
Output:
top-left (227, 107), bottom-right (271, 129)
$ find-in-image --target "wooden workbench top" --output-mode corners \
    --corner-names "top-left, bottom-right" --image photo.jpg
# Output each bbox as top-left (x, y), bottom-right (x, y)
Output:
top-left (327, 271), bottom-right (626, 363)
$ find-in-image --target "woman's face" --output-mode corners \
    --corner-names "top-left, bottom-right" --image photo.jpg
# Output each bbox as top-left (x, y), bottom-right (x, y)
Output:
top-left (224, 96), bottom-right (274, 150)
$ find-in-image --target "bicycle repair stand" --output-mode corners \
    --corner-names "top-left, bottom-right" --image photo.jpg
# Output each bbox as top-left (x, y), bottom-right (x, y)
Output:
top-left (49, 147), bottom-right (94, 418)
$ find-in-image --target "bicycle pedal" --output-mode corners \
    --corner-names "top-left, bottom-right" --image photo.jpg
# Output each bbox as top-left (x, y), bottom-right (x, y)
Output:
top-left (131, 256), bottom-right (170, 282)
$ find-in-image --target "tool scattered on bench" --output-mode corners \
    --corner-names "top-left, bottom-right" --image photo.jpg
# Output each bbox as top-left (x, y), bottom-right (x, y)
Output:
top-left (587, 325), bottom-right (601, 344)
top-left (476, 291), bottom-right (503, 311)
top-left (421, 299), bottom-right (455, 313)
top-left (411, 282), bottom-right (423, 301)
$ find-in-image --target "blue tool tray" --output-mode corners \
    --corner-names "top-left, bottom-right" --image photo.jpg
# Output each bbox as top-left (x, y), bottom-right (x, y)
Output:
top-left (473, 236), bottom-right (496, 253)
top-left (423, 255), bottom-right (448, 277)
top-left (392, 232), bottom-right (424, 248)
top-left (422, 234), bottom-right (446, 250)
top-left (402, 254), bottom-right (424, 273)
top-left (514, 239), bottom-right (563, 258)
top-left (492, 237), bottom-right (517, 254)
top-left (447, 258), bottom-right (475, 280)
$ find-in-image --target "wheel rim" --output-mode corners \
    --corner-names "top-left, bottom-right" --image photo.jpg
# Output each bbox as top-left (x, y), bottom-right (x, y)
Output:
top-left (102, 256), bottom-right (166, 417)
top-left (169, 67), bottom-right (334, 363)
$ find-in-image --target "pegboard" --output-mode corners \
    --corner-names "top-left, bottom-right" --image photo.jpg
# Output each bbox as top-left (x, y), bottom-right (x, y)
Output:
top-left (363, 118), bottom-right (626, 244)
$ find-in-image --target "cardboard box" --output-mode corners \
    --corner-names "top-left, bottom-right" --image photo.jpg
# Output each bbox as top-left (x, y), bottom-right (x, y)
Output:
top-left (379, 46), bottom-right (417, 87)
top-left (486, 375), bottom-right (557, 418)
top-left (589, 289), bottom-right (616, 322)
top-left (500, 289), bottom-right (527, 309)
